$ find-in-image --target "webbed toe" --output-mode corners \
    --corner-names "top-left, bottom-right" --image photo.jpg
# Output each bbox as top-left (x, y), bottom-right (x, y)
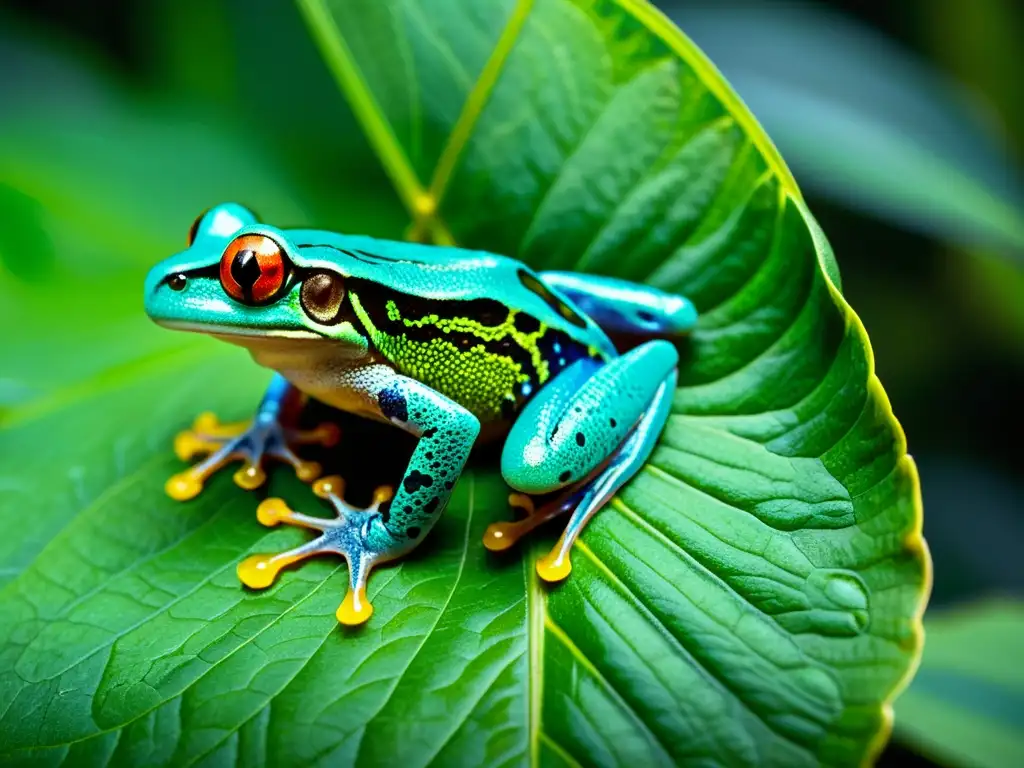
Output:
top-left (236, 478), bottom-right (396, 628)
top-left (166, 411), bottom-right (338, 500)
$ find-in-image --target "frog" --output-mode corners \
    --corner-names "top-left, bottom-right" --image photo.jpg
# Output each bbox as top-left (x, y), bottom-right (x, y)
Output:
top-left (143, 203), bottom-right (698, 626)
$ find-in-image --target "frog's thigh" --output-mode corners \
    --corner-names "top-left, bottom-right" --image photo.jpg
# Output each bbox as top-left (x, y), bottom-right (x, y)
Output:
top-left (501, 339), bottom-right (679, 494)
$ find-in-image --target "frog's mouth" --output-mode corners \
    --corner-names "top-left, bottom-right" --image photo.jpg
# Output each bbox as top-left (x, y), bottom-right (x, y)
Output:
top-left (156, 319), bottom-right (322, 340)
top-left (209, 329), bottom-right (326, 347)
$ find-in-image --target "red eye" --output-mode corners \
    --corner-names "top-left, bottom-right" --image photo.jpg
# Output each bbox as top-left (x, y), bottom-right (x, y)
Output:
top-left (219, 234), bottom-right (287, 305)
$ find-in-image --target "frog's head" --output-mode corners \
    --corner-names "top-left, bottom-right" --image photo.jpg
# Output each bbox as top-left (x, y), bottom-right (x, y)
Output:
top-left (144, 203), bottom-right (368, 360)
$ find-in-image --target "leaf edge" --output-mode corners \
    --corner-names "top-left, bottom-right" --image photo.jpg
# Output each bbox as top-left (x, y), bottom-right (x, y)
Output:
top-left (617, 3), bottom-right (933, 763)
top-left (292, 0), bottom-right (935, 763)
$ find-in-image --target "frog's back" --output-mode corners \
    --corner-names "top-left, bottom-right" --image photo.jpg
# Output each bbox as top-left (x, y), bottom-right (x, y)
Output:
top-left (287, 230), bottom-right (615, 424)
top-left (291, 232), bottom-right (585, 324)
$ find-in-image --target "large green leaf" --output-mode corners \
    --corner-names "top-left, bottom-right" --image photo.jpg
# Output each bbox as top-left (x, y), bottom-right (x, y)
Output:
top-left (894, 600), bottom-right (1024, 768)
top-left (0, 2), bottom-right (929, 767)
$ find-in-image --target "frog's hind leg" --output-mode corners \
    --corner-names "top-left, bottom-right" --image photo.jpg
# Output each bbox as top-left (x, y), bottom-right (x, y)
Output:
top-left (490, 340), bottom-right (678, 579)
top-left (167, 373), bottom-right (339, 500)
top-left (535, 369), bottom-right (674, 581)
top-left (539, 271), bottom-right (698, 336)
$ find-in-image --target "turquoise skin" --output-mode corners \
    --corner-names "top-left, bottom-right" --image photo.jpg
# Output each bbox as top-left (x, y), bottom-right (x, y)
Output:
top-left (144, 203), bottom-right (696, 625)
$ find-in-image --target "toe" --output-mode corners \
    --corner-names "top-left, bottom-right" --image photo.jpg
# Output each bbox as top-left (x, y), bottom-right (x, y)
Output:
top-left (237, 554), bottom-right (279, 589)
top-left (256, 498), bottom-right (292, 526)
top-left (508, 492), bottom-right (536, 516)
top-left (536, 547), bottom-right (572, 583)
top-left (174, 431), bottom-right (215, 461)
top-left (233, 463), bottom-right (267, 490)
top-left (294, 460), bottom-right (322, 483)
top-left (372, 485), bottom-right (395, 506)
top-left (193, 411), bottom-right (250, 438)
top-left (483, 522), bottom-right (519, 552)
top-left (313, 475), bottom-right (345, 499)
top-left (336, 587), bottom-right (374, 626)
top-left (166, 472), bottom-right (203, 501)
top-left (192, 412), bottom-right (220, 433)
top-left (317, 423), bottom-right (341, 448)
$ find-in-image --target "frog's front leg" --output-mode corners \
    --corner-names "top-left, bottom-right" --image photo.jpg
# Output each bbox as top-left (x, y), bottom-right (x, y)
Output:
top-left (236, 369), bottom-right (480, 626)
top-left (487, 340), bottom-right (678, 581)
top-left (167, 374), bottom-right (339, 500)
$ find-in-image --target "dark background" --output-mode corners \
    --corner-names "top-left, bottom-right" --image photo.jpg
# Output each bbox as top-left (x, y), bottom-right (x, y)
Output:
top-left (3, 1), bottom-right (1022, 765)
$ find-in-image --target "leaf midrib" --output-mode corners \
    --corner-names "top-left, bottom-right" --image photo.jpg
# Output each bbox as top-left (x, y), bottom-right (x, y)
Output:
top-left (527, 544), bottom-right (545, 767)
top-left (355, 475), bottom-right (476, 767)
top-left (426, 0), bottom-right (535, 208)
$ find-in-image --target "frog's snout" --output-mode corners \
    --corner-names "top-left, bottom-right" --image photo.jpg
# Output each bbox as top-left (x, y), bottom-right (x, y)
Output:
top-left (143, 262), bottom-right (205, 326)
top-left (143, 264), bottom-right (175, 322)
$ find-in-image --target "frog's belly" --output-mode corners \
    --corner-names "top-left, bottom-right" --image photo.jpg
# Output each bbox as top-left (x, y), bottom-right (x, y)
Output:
top-left (227, 335), bottom-right (387, 422)
top-left (274, 363), bottom-right (394, 424)
top-left (298, 380), bottom-right (389, 423)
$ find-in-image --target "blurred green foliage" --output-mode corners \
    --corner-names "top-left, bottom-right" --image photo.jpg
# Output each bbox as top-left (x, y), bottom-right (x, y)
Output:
top-left (670, 0), bottom-right (1024, 259)
top-left (896, 601), bottom-right (1024, 768)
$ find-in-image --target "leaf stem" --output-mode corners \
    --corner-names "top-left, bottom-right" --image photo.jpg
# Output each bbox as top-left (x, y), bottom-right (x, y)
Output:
top-left (527, 546), bottom-right (545, 766)
top-left (297, 0), bottom-right (430, 223)
top-left (428, 0), bottom-right (535, 208)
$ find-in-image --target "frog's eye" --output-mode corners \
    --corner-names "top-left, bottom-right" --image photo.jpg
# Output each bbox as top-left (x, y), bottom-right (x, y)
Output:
top-left (219, 234), bottom-right (288, 305)
top-left (187, 209), bottom-right (209, 247)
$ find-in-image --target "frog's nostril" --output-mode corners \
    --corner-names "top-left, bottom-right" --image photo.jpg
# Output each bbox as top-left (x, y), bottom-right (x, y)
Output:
top-left (168, 273), bottom-right (187, 291)
top-left (231, 249), bottom-right (262, 290)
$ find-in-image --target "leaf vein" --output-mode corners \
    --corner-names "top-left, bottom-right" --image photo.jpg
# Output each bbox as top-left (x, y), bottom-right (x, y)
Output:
top-left (355, 474), bottom-right (476, 761)
top-left (573, 538), bottom-right (820, 762)
top-left (544, 615), bottom-right (675, 765)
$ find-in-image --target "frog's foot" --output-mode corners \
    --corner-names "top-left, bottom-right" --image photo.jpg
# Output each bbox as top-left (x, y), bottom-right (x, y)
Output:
top-left (236, 476), bottom-right (395, 626)
top-left (166, 411), bottom-right (340, 501)
top-left (483, 491), bottom-right (583, 553)
top-left (483, 486), bottom-right (591, 583)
